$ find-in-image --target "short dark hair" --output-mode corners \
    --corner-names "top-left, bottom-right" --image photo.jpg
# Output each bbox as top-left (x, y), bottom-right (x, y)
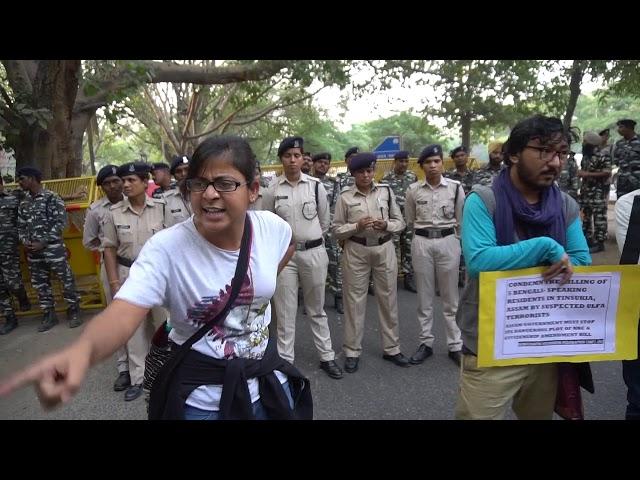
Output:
top-left (503, 115), bottom-right (579, 166)
top-left (598, 128), bottom-right (610, 136)
top-left (189, 135), bottom-right (256, 183)
top-left (617, 119), bottom-right (637, 129)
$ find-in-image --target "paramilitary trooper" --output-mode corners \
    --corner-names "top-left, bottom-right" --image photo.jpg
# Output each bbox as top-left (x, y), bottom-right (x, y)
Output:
top-left (151, 162), bottom-right (177, 199)
top-left (0, 174), bottom-right (31, 335)
top-left (17, 166), bottom-right (81, 332)
top-left (312, 151), bottom-right (344, 314)
top-left (102, 161), bottom-right (175, 401)
top-left (163, 156), bottom-right (192, 223)
top-left (405, 144), bottom-right (465, 367)
top-left (83, 164), bottom-right (132, 392)
top-left (473, 141), bottom-right (504, 187)
top-left (262, 136), bottom-right (344, 380)
top-left (612, 119), bottom-right (640, 199)
top-left (380, 150), bottom-right (418, 292)
top-left (333, 152), bottom-right (410, 373)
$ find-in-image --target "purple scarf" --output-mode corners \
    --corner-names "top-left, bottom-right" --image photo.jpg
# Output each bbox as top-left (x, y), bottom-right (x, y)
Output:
top-left (492, 168), bottom-right (566, 247)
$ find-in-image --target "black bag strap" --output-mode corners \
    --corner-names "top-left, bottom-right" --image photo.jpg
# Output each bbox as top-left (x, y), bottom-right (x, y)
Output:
top-left (620, 195), bottom-right (640, 265)
top-left (148, 214), bottom-right (253, 419)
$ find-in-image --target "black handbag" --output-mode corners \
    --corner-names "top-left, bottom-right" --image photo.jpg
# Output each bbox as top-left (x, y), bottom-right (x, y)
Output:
top-left (147, 214), bottom-right (252, 419)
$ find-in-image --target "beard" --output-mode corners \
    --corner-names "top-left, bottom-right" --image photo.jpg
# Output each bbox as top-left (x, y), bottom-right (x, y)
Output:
top-left (516, 160), bottom-right (557, 190)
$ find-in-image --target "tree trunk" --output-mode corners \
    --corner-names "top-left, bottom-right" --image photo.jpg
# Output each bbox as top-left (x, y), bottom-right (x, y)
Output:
top-left (87, 112), bottom-right (96, 175)
top-left (563, 60), bottom-right (585, 130)
top-left (460, 112), bottom-right (472, 150)
top-left (70, 108), bottom-right (96, 176)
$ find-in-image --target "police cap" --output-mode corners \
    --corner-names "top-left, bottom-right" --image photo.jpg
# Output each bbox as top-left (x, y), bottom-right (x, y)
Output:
top-left (16, 166), bottom-right (42, 182)
top-left (117, 162), bottom-right (151, 178)
top-left (418, 144), bottom-right (443, 165)
top-left (277, 136), bottom-right (304, 157)
top-left (96, 165), bottom-right (119, 186)
top-left (348, 152), bottom-right (377, 174)
top-left (170, 155), bottom-right (190, 175)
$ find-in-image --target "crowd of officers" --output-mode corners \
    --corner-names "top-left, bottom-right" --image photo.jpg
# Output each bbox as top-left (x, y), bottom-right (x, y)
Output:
top-left (0, 117), bottom-right (637, 400)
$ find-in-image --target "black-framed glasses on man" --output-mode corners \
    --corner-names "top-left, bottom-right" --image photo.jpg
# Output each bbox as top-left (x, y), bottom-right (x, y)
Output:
top-left (186, 177), bottom-right (249, 193)
top-left (524, 145), bottom-right (572, 162)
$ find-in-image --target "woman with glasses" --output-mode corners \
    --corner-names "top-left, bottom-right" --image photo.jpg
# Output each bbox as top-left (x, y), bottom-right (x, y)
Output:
top-left (0, 136), bottom-right (312, 420)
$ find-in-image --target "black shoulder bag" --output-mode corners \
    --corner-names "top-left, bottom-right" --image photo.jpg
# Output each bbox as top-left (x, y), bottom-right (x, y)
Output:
top-left (147, 214), bottom-right (253, 420)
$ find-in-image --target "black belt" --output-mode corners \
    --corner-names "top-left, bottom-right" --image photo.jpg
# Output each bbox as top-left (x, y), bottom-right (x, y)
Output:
top-left (350, 234), bottom-right (392, 247)
top-left (117, 255), bottom-right (134, 268)
top-left (415, 227), bottom-right (455, 239)
top-left (294, 238), bottom-right (323, 251)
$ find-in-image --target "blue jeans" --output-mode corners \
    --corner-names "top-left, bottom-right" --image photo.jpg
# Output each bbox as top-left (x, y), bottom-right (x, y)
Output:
top-left (184, 381), bottom-right (295, 420)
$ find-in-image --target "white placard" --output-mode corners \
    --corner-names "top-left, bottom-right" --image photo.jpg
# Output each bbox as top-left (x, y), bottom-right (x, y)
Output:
top-left (494, 272), bottom-right (620, 359)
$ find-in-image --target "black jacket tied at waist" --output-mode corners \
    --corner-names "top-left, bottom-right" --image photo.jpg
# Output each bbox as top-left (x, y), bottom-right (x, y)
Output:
top-left (157, 338), bottom-right (313, 420)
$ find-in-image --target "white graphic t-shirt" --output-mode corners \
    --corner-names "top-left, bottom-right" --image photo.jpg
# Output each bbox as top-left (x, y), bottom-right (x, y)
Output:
top-left (115, 210), bottom-right (292, 410)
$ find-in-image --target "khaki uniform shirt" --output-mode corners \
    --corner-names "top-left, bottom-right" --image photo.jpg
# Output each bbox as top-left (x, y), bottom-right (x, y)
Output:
top-left (333, 183), bottom-right (405, 242)
top-left (102, 196), bottom-right (174, 262)
top-left (83, 195), bottom-right (124, 251)
top-left (163, 188), bottom-right (192, 223)
top-left (405, 177), bottom-right (465, 231)
top-left (262, 173), bottom-right (329, 241)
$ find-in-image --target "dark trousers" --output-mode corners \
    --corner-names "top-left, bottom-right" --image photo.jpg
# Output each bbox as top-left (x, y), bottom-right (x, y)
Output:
top-left (623, 319), bottom-right (640, 420)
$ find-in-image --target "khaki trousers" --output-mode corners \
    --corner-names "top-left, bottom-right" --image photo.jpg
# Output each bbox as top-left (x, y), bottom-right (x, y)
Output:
top-left (455, 354), bottom-right (558, 420)
top-left (273, 246), bottom-right (334, 363)
top-left (100, 261), bottom-right (129, 374)
top-left (117, 265), bottom-right (167, 385)
top-left (341, 239), bottom-right (401, 357)
top-left (411, 234), bottom-right (462, 351)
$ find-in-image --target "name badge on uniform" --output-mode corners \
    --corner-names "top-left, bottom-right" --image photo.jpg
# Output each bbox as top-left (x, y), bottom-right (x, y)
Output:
top-left (276, 195), bottom-right (288, 200)
top-left (417, 200), bottom-right (428, 205)
top-left (170, 209), bottom-right (182, 213)
top-left (116, 224), bottom-right (131, 230)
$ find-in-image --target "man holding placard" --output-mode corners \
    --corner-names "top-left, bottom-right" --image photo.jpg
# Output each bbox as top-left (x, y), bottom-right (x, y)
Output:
top-left (455, 115), bottom-right (591, 420)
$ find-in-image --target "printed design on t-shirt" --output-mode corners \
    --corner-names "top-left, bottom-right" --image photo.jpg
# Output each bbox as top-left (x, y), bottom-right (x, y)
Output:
top-left (186, 269), bottom-right (270, 359)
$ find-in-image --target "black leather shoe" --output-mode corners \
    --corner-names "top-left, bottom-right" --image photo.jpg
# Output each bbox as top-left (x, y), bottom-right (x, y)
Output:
top-left (113, 371), bottom-right (131, 392)
top-left (320, 360), bottom-right (344, 379)
top-left (404, 274), bottom-right (417, 293)
top-left (67, 305), bottom-right (83, 328)
top-left (0, 313), bottom-right (18, 335)
top-left (344, 356), bottom-right (359, 373)
top-left (410, 344), bottom-right (433, 364)
top-left (368, 283), bottom-right (375, 296)
top-left (124, 384), bottom-right (143, 401)
top-left (38, 309), bottom-right (58, 332)
top-left (448, 350), bottom-right (462, 367)
top-left (382, 352), bottom-right (410, 367)
top-left (589, 242), bottom-right (604, 254)
top-left (335, 296), bottom-right (344, 314)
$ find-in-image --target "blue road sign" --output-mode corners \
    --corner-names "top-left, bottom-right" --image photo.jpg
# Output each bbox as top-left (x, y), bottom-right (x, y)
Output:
top-left (373, 135), bottom-right (401, 159)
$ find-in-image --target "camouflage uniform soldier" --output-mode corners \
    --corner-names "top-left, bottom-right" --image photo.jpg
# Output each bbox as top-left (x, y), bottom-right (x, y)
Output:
top-left (16, 166), bottom-right (81, 332)
top-left (380, 150), bottom-right (418, 292)
top-left (578, 132), bottom-right (611, 254)
top-left (336, 147), bottom-right (359, 191)
top-left (444, 146), bottom-right (474, 195)
top-left (473, 141), bottom-right (504, 187)
top-left (612, 119), bottom-right (640, 199)
top-left (0, 175), bottom-right (32, 335)
top-left (444, 146), bottom-right (473, 287)
top-left (313, 152), bottom-right (344, 313)
top-left (557, 151), bottom-right (580, 200)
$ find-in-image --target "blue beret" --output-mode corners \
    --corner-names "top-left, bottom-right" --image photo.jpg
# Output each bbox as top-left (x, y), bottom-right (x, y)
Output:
top-left (394, 150), bottom-right (410, 160)
top-left (418, 144), bottom-right (443, 164)
top-left (152, 162), bottom-right (170, 171)
top-left (348, 152), bottom-right (377, 173)
top-left (170, 155), bottom-right (190, 175)
top-left (312, 152), bottom-right (332, 162)
top-left (450, 146), bottom-right (468, 157)
top-left (16, 166), bottom-right (42, 181)
top-left (96, 165), bottom-right (119, 185)
top-left (345, 146), bottom-right (359, 159)
top-left (278, 136), bottom-right (304, 157)
top-left (117, 162), bottom-right (151, 178)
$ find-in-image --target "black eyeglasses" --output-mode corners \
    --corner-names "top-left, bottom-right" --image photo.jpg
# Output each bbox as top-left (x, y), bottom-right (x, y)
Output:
top-left (186, 177), bottom-right (249, 193)
top-left (524, 145), bottom-right (572, 162)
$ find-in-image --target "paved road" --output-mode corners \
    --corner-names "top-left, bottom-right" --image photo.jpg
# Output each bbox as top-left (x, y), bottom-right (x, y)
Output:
top-left (0, 205), bottom-right (630, 420)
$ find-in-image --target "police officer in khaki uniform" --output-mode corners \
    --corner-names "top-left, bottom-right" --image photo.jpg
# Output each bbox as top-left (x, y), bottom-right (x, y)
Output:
top-left (333, 152), bottom-right (410, 373)
top-left (82, 165), bottom-right (131, 391)
top-left (102, 162), bottom-right (175, 401)
top-left (405, 144), bottom-right (464, 367)
top-left (262, 136), bottom-right (343, 380)
top-left (163, 155), bottom-right (192, 223)
top-left (170, 154), bottom-right (191, 183)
